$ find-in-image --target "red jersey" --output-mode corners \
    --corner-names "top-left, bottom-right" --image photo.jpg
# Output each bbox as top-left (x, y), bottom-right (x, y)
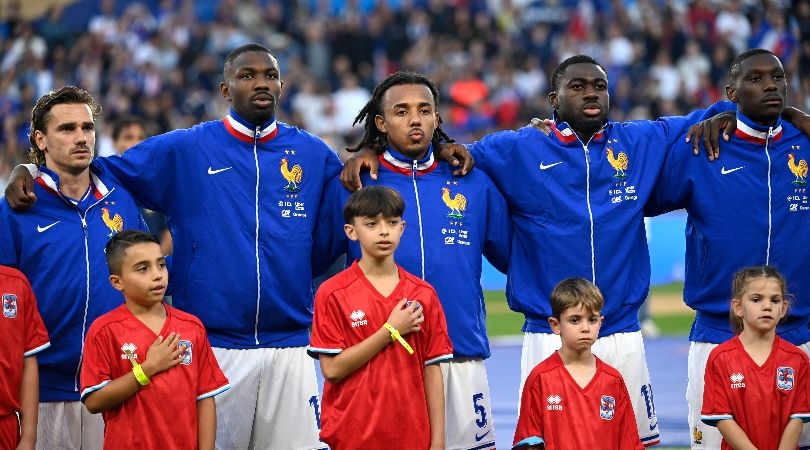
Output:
top-left (0, 266), bottom-right (50, 417)
top-left (701, 336), bottom-right (810, 450)
top-left (80, 304), bottom-right (229, 450)
top-left (308, 262), bottom-right (453, 450)
top-left (513, 352), bottom-right (644, 450)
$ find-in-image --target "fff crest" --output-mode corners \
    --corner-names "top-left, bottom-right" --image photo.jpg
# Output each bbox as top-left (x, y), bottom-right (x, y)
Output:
top-left (441, 186), bottom-right (467, 219)
top-left (280, 151), bottom-right (303, 193)
top-left (2, 293), bottom-right (17, 318)
top-left (606, 147), bottom-right (629, 180)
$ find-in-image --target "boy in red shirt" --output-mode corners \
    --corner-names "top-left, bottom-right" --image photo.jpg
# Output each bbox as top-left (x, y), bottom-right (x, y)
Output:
top-left (308, 186), bottom-right (453, 450)
top-left (0, 266), bottom-right (50, 449)
top-left (513, 277), bottom-right (643, 449)
top-left (80, 231), bottom-right (229, 450)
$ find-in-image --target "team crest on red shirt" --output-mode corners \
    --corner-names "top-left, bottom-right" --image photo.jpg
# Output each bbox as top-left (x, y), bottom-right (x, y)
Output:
top-left (600, 395), bottom-right (615, 420)
top-left (2, 294), bottom-right (17, 318)
top-left (178, 340), bottom-right (192, 365)
top-left (777, 367), bottom-right (795, 391)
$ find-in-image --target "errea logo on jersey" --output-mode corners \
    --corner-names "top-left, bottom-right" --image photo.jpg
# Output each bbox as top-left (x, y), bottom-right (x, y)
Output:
top-left (546, 394), bottom-right (563, 410)
top-left (729, 373), bottom-right (745, 389)
top-left (120, 343), bottom-right (138, 362)
top-left (350, 310), bottom-right (368, 328)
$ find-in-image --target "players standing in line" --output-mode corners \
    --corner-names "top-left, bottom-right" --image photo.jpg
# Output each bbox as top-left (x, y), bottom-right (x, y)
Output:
top-left (315, 72), bottom-right (510, 449)
top-left (647, 49), bottom-right (810, 449)
top-left (700, 266), bottom-right (810, 450)
top-left (81, 231), bottom-right (229, 450)
top-left (342, 55), bottom-right (740, 446)
top-left (4, 43), bottom-right (344, 449)
top-left (0, 266), bottom-right (50, 450)
top-left (0, 86), bottom-right (147, 450)
top-left (309, 186), bottom-right (453, 449)
top-left (513, 277), bottom-right (643, 450)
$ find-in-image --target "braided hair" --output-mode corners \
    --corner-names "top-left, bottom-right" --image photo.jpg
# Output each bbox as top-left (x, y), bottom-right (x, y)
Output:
top-left (348, 71), bottom-right (454, 154)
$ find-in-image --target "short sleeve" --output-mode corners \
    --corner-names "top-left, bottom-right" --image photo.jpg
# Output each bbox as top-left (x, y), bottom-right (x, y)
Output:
top-left (512, 370), bottom-right (545, 448)
top-left (700, 353), bottom-right (733, 426)
top-left (21, 278), bottom-right (49, 357)
top-left (194, 327), bottom-right (230, 400)
top-left (80, 325), bottom-right (114, 402)
top-left (790, 355), bottom-right (810, 422)
top-left (422, 289), bottom-right (453, 366)
top-left (308, 287), bottom-right (347, 357)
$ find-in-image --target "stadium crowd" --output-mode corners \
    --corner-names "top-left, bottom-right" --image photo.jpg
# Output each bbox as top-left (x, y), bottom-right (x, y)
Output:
top-left (0, 0), bottom-right (808, 188)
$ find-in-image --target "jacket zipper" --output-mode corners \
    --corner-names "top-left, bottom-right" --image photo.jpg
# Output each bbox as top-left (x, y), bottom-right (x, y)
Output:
top-left (581, 140), bottom-right (596, 283)
top-left (62, 188), bottom-right (113, 392)
top-left (253, 126), bottom-right (262, 345)
top-left (411, 161), bottom-right (426, 279)
top-left (765, 126), bottom-right (773, 264)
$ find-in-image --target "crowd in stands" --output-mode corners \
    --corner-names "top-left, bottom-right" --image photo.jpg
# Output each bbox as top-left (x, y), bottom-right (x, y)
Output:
top-left (1, 0), bottom-right (808, 188)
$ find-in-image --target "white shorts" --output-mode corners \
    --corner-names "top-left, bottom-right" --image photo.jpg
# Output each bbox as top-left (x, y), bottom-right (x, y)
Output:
top-left (440, 358), bottom-right (496, 450)
top-left (687, 341), bottom-right (810, 450)
top-left (213, 347), bottom-right (326, 450)
top-left (36, 401), bottom-right (104, 450)
top-left (520, 331), bottom-right (661, 447)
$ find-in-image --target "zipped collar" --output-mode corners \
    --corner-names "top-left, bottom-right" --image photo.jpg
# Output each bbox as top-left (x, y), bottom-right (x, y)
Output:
top-left (223, 108), bottom-right (278, 144)
top-left (36, 165), bottom-right (108, 200)
top-left (734, 111), bottom-right (783, 145)
top-left (379, 145), bottom-right (439, 175)
top-left (550, 111), bottom-right (607, 146)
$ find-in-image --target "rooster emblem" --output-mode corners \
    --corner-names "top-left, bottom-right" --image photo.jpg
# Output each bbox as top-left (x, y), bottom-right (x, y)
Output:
top-left (692, 427), bottom-right (703, 445)
top-left (788, 153), bottom-right (807, 186)
top-left (280, 157), bottom-right (303, 192)
top-left (606, 148), bottom-right (629, 180)
top-left (441, 187), bottom-right (467, 219)
top-left (101, 208), bottom-right (124, 236)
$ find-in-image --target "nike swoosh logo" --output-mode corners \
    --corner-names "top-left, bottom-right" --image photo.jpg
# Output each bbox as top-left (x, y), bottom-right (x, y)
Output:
top-left (720, 166), bottom-right (744, 175)
top-left (650, 420), bottom-right (658, 431)
top-left (474, 429), bottom-right (492, 442)
top-left (37, 221), bottom-right (60, 233)
top-left (207, 166), bottom-right (233, 175)
top-left (539, 161), bottom-right (563, 170)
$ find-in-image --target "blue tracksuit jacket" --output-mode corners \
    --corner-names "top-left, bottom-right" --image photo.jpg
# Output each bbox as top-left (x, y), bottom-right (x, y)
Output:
top-left (469, 103), bottom-right (729, 336)
top-left (0, 167), bottom-right (146, 401)
top-left (316, 147), bottom-right (511, 358)
top-left (646, 111), bottom-right (810, 345)
top-left (91, 109), bottom-right (343, 349)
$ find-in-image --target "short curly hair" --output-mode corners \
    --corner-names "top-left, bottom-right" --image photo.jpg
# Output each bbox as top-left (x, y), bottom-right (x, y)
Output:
top-left (28, 86), bottom-right (101, 166)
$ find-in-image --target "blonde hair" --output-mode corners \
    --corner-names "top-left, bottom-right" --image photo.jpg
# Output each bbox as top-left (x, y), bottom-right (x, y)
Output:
top-left (729, 266), bottom-right (790, 334)
top-left (550, 277), bottom-right (604, 319)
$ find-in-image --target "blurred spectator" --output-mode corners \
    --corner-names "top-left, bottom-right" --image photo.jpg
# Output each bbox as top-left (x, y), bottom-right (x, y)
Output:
top-left (0, 0), bottom-right (807, 179)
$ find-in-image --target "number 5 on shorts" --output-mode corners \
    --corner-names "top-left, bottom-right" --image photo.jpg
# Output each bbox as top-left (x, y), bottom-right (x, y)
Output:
top-left (472, 393), bottom-right (487, 428)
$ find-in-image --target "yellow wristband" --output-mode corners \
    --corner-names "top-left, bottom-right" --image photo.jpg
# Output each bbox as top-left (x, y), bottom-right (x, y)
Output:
top-left (383, 323), bottom-right (414, 355)
top-left (132, 364), bottom-right (150, 386)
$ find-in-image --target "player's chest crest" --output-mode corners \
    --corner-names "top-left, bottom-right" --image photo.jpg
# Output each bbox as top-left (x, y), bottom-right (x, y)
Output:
top-left (437, 180), bottom-right (473, 248)
top-left (601, 140), bottom-right (639, 207)
top-left (98, 200), bottom-right (125, 237)
top-left (274, 150), bottom-right (311, 220)
top-left (786, 146), bottom-right (809, 213)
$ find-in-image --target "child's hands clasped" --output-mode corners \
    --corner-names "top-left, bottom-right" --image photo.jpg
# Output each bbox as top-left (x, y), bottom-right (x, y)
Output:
top-left (387, 299), bottom-right (424, 336)
top-left (141, 332), bottom-right (186, 378)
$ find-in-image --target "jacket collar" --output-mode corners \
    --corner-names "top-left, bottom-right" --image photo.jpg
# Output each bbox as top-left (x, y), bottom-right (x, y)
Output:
top-left (550, 111), bottom-right (607, 146)
top-left (734, 111), bottom-right (783, 145)
top-left (36, 165), bottom-right (108, 200)
top-left (223, 108), bottom-right (278, 144)
top-left (379, 145), bottom-right (439, 175)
